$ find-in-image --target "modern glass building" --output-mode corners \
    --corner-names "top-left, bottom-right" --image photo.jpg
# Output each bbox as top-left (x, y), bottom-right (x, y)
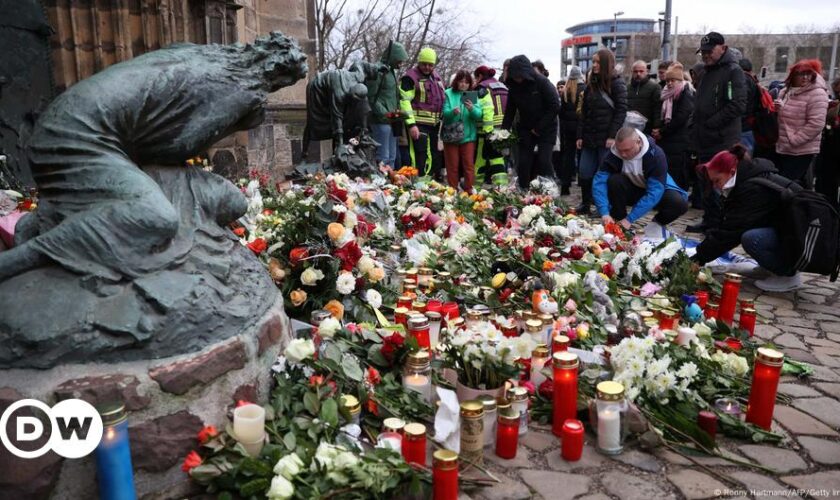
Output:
top-left (560, 18), bottom-right (658, 78)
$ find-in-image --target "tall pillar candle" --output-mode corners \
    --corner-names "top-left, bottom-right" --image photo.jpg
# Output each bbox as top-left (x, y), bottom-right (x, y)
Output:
top-left (95, 404), bottom-right (137, 500)
top-left (718, 273), bottom-right (742, 325)
top-left (745, 348), bottom-right (784, 430)
top-left (432, 450), bottom-right (459, 500)
top-left (552, 352), bottom-right (579, 437)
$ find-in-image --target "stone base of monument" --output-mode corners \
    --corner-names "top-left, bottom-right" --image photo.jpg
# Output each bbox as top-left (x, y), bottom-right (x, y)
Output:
top-left (0, 294), bottom-right (291, 500)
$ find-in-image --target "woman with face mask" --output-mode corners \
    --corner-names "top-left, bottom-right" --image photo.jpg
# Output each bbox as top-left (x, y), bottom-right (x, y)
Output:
top-left (692, 144), bottom-right (802, 292)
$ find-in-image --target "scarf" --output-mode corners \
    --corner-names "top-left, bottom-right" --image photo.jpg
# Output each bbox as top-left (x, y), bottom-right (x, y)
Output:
top-left (660, 81), bottom-right (686, 124)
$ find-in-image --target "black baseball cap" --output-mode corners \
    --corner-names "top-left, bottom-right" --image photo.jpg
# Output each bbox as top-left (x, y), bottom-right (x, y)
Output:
top-left (697, 32), bottom-right (725, 53)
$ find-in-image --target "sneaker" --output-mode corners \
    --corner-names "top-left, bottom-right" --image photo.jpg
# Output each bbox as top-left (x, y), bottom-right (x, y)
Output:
top-left (755, 273), bottom-right (802, 292)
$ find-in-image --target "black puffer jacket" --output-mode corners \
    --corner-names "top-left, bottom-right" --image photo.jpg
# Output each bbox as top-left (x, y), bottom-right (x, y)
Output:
top-left (658, 87), bottom-right (695, 155)
top-left (693, 158), bottom-right (781, 264)
top-left (577, 74), bottom-right (628, 148)
top-left (502, 55), bottom-right (561, 143)
top-left (693, 49), bottom-right (747, 160)
top-left (627, 76), bottom-right (662, 132)
top-left (559, 85), bottom-right (584, 136)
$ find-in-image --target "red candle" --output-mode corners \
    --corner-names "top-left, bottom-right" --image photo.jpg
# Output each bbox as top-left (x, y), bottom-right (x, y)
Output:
top-left (658, 310), bottom-right (679, 330)
top-left (724, 337), bottom-right (743, 351)
top-left (746, 348), bottom-right (784, 430)
top-left (552, 352), bottom-right (579, 437)
top-left (394, 307), bottom-right (409, 328)
top-left (561, 419), bottom-right (584, 461)
top-left (402, 423), bottom-right (427, 466)
top-left (697, 410), bottom-right (717, 440)
top-left (441, 302), bottom-right (460, 320)
top-left (552, 334), bottom-right (570, 354)
top-left (426, 300), bottom-right (443, 314)
top-left (408, 316), bottom-right (431, 349)
top-left (432, 449), bottom-right (458, 500)
top-left (739, 308), bottom-right (757, 337)
top-left (705, 302), bottom-right (719, 320)
top-left (694, 290), bottom-right (709, 309)
top-left (495, 412), bottom-right (519, 459)
top-left (718, 273), bottom-right (742, 325)
top-left (412, 301), bottom-right (427, 314)
top-left (397, 295), bottom-right (413, 309)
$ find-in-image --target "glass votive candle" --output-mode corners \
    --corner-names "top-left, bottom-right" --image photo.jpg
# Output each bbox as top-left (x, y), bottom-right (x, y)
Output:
top-left (432, 449), bottom-right (458, 500)
top-left (401, 423), bottom-right (427, 466)
top-left (377, 431), bottom-right (403, 452)
top-left (561, 419), bottom-right (584, 461)
top-left (697, 410), bottom-right (717, 440)
top-left (477, 395), bottom-right (497, 448)
top-left (714, 397), bottom-right (743, 420)
top-left (495, 410), bottom-right (520, 459)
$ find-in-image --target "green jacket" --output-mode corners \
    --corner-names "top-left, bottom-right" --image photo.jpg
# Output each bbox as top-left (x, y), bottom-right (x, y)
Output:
top-left (364, 41), bottom-right (408, 124)
top-left (442, 88), bottom-right (483, 144)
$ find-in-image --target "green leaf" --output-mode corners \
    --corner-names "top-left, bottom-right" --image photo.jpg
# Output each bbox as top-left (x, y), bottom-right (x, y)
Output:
top-left (239, 477), bottom-right (270, 497)
top-left (283, 431), bottom-right (296, 451)
top-left (320, 398), bottom-right (340, 428)
top-left (238, 457), bottom-right (273, 477)
top-left (304, 391), bottom-right (321, 415)
top-left (342, 356), bottom-right (363, 381)
top-left (324, 343), bottom-right (343, 363)
top-left (373, 307), bottom-right (392, 327)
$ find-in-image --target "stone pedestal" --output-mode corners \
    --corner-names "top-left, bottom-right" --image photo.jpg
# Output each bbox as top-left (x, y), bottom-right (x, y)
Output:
top-left (0, 294), bottom-right (291, 500)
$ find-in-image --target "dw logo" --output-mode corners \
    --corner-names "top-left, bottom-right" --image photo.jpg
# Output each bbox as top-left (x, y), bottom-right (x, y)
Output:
top-left (0, 399), bottom-right (103, 459)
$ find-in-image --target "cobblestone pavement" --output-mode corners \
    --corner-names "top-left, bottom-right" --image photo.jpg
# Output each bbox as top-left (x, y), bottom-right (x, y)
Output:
top-left (466, 189), bottom-right (840, 500)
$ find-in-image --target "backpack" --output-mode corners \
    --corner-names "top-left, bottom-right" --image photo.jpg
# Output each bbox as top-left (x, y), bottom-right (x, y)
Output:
top-left (752, 85), bottom-right (778, 148)
top-left (750, 174), bottom-right (840, 280)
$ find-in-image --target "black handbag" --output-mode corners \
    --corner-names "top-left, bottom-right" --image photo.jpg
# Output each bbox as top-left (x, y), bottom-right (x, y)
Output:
top-left (440, 120), bottom-right (465, 144)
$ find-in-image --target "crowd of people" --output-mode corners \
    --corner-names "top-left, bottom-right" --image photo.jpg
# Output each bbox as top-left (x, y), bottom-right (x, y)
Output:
top-left (336, 32), bottom-right (840, 292)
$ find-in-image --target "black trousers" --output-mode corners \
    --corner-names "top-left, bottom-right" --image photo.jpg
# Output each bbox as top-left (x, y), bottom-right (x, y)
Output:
top-left (776, 153), bottom-right (815, 186)
top-left (409, 123), bottom-right (444, 180)
top-left (665, 151), bottom-right (691, 191)
top-left (558, 132), bottom-right (579, 187)
top-left (517, 132), bottom-right (554, 189)
top-left (815, 144), bottom-right (840, 209)
top-left (606, 173), bottom-right (689, 225)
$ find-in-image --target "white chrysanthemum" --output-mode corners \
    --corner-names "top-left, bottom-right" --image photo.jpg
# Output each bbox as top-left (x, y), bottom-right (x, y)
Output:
top-left (357, 256), bottom-right (375, 274)
top-left (450, 332), bottom-right (471, 347)
top-left (318, 317), bottom-right (341, 338)
top-left (336, 273), bottom-right (356, 295)
top-left (646, 356), bottom-right (672, 378)
top-left (365, 289), bottom-right (382, 309)
top-left (553, 272), bottom-right (579, 290)
top-left (517, 205), bottom-right (542, 226)
top-left (676, 362), bottom-right (699, 381)
top-left (343, 211), bottom-right (358, 229)
top-left (512, 336), bottom-right (536, 359)
top-left (273, 453), bottom-right (304, 479)
top-left (626, 357), bottom-right (646, 378)
top-left (533, 217), bottom-right (549, 234)
top-left (333, 450), bottom-right (359, 469)
top-left (300, 267), bottom-right (325, 286)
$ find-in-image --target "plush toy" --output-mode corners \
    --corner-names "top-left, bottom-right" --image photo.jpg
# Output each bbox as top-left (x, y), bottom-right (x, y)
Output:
top-left (532, 288), bottom-right (559, 315)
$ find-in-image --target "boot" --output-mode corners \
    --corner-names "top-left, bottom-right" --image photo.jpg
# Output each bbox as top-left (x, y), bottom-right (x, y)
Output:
top-left (575, 179), bottom-right (592, 215)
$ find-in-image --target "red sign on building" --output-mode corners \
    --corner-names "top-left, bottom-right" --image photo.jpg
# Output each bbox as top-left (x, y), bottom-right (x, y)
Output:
top-left (562, 36), bottom-right (593, 47)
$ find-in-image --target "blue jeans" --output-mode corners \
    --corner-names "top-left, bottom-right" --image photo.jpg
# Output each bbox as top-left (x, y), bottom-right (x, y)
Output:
top-left (740, 131), bottom-right (755, 156)
top-left (741, 227), bottom-right (794, 276)
top-left (579, 146), bottom-right (609, 180)
top-left (371, 123), bottom-right (397, 168)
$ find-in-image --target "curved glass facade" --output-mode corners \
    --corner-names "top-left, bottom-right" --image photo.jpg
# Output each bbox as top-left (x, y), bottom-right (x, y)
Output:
top-left (568, 20), bottom-right (655, 36)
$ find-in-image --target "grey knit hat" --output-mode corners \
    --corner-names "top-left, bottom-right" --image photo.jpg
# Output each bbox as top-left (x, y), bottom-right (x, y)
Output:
top-left (568, 65), bottom-right (583, 81)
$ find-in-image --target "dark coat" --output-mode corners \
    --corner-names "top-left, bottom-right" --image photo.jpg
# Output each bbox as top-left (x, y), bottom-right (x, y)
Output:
top-left (559, 85), bottom-right (584, 136)
top-left (577, 74), bottom-right (628, 149)
top-left (741, 73), bottom-right (758, 132)
top-left (693, 159), bottom-right (781, 264)
top-left (502, 55), bottom-right (561, 144)
top-left (627, 77), bottom-right (663, 132)
top-left (658, 86), bottom-right (695, 156)
top-left (692, 48), bottom-right (747, 161)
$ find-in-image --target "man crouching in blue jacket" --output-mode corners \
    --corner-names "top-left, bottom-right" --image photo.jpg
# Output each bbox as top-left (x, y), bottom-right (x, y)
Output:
top-left (593, 126), bottom-right (689, 233)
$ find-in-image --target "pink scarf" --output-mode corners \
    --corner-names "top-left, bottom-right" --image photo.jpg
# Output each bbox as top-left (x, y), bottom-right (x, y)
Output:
top-left (660, 81), bottom-right (686, 124)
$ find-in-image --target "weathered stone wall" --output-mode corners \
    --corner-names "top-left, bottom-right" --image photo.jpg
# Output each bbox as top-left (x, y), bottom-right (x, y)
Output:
top-left (0, 295), bottom-right (291, 500)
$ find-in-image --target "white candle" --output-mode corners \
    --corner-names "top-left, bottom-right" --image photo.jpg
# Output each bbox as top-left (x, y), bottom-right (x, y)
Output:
top-left (675, 327), bottom-right (697, 347)
top-left (403, 374), bottom-right (431, 402)
top-left (597, 406), bottom-right (621, 453)
top-left (233, 404), bottom-right (265, 443)
top-left (427, 312), bottom-right (442, 349)
top-left (531, 357), bottom-right (548, 388)
top-left (376, 431), bottom-right (403, 451)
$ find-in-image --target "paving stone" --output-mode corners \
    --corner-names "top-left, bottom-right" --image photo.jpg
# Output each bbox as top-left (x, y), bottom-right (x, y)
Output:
top-left (577, 495), bottom-right (611, 500)
top-left (691, 447), bottom-right (747, 467)
top-left (800, 286), bottom-right (835, 296)
top-left (798, 293), bottom-right (826, 304)
top-left (653, 448), bottom-right (692, 466)
top-left (777, 317), bottom-right (818, 329)
top-left (754, 324), bottom-right (782, 340)
top-left (729, 471), bottom-right (803, 500)
top-left (805, 337), bottom-right (840, 348)
top-left (668, 469), bottom-right (728, 500)
top-left (609, 449), bottom-right (663, 472)
top-left (805, 313), bottom-right (840, 322)
top-left (821, 322), bottom-right (840, 334)
top-left (814, 383), bottom-right (840, 398)
top-left (520, 431), bottom-right (557, 452)
top-left (737, 445), bottom-right (808, 473)
top-left (602, 470), bottom-right (675, 500)
top-left (815, 353), bottom-right (840, 368)
top-left (473, 476), bottom-right (531, 500)
top-left (778, 383), bottom-right (822, 398)
top-left (799, 304), bottom-right (840, 315)
top-left (781, 471), bottom-right (840, 494)
top-left (792, 397), bottom-right (840, 429)
top-left (813, 345), bottom-right (840, 357)
top-left (758, 296), bottom-right (794, 309)
top-left (797, 436), bottom-right (840, 465)
top-left (545, 444), bottom-right (604, 471)
top-left (773, 406), bottom-right (839, 436)
top-left (773, 334), bottom-right (808, 350)
top-left (520, 470), bottom-right (590, 500)
top-left (483, 446), bottom-right (532, 468)
top-left (785, 349), bottom-right (820, 365)
top-left (810, 366), bottom-right (840, 383)
top-left (783, 326), bottom-right (820, 338)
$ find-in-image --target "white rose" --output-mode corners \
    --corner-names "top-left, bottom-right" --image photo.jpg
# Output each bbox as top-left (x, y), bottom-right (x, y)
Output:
top-left (300, 267), bottom-right (324, 286)
top-left (365, 289), bottom-right (382, 309)
top-left (333, 451), bottom-right (359, 469)
top-left (273, 453), bottom-right (304, 479)
top-left (267, 475), bottom-right (294, 500)
top-left (285, 338), bottom-right (315, 364)
top-left (318, 317), bottom-right (341, 338)
top-left (357, 256), bottom-right (375, 274)
top-left (343, 211), bottom-right (358, 229)
top-left (336, 273), bottom-right (356, 295)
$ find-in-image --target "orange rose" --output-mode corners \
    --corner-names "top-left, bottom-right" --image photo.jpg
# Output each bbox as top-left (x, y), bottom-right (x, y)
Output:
top-left (327, 222), bottom-right (345, 241)
top-left (324, 300), bottom-right (345, 320)
top-left (289, 289), bottom-right (307, 307)
top-left (268, 258), bottom-right (286, 282)
top-left (367, 267), bottom-right (385, 282)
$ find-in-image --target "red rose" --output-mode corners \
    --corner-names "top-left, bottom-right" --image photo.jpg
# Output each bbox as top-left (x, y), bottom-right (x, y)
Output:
top-left (181, 451), bottom-right (202, 473)
top-left (233, 227), bottom-right (246, 237)
top-left (304, 186), bottom-right (315, 196)
top-left (247, 238), bottom-right (268, 255)
top-left (289, 247), bottom-right (309, 267)
top-left (334, 241), bottom-right (362, 271)
top-left (401, 214), bottom-right (412, 225)
top-left (235, 399), bottom-right (252, 408)
top-left (366, 366), bottom-right (382, 385)
top-left (309, 375), bottom-right (325, 387)
top-left (262, 209), bottom-right (274, 216)
top-left (568, 245), bottom-right (585, 260)
top-left (327, 180), bottom-right (348, 203)
top-left (197, 425), bottom-right (218, 444)
top-left (499, 288), bottom-right (513, 303)
top-left (602, 262), bottom-right (615, 278)
top-left (538, 379), bottom-right (554, 399)
top-left (380, 333), bottom-right (405, 363)
top-left (522, 245), bottom-right (534, 262)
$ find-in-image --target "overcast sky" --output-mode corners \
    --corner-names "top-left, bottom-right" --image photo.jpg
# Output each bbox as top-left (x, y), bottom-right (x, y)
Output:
top-left (473, 0), bottom-right (840, 79)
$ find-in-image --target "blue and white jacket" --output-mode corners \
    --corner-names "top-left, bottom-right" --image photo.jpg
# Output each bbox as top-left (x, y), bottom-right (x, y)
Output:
top-left (593, 131), bottom-right (687, 223)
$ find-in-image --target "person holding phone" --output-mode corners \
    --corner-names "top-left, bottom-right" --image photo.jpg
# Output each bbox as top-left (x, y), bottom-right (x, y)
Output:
top-left (441, 70), bottom-right (483, 192)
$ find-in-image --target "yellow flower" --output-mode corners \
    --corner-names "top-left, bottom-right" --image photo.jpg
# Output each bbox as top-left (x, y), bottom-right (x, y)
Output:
top-left (576, 325), bottom-right (590, 340)
top-left (289, 289), bottom-right (307, 307)
top-left (491, 273), bottom-right (507, 289)
top-left (324, 300), bottom-right (345, 320)
top-left (327, 222), bottom-right (345, 241)
top-left (598, 272), bottom-right (610, 281)
top-left (368, 267), bottom-right (385, 282)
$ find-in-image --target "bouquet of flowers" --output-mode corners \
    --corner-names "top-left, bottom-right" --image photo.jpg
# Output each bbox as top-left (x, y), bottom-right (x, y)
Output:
top-left (438, 320), bottom-right (526, 390)
top-left (486, 128), bottom-right (517, 152)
